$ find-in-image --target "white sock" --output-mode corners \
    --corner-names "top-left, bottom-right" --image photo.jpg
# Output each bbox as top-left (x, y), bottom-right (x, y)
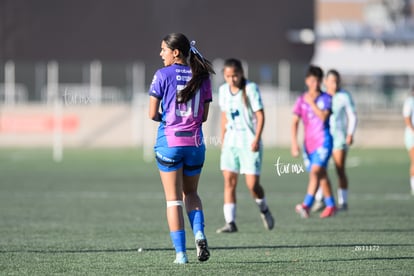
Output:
top-left (255, 197), bottom-right (268, 213)
top-left (338, 188), bottom-right (348, 205)
top-left (315, 187), bottom-right (323, 201)
top-left (223, 203), bottom-right (236, 224)
top-left (411, 176), bottom-right (414, 192)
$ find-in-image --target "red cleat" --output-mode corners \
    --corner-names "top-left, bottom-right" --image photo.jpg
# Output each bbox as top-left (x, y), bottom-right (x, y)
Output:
top-left (320, 206), bottom-right (336, 218)
top-left (295, 204), bottom-right (310, 218)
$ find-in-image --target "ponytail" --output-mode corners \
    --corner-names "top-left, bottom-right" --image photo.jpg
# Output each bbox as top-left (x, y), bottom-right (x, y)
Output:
top-left (176, 41), bottom-right (215, 103)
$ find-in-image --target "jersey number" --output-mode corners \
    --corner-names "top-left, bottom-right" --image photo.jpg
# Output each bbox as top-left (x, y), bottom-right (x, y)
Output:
top-left (176, 88), bottom-right (200, 117)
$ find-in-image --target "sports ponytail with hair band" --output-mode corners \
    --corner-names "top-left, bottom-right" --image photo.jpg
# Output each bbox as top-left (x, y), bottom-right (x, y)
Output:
top-left (177, 40), bottom-right (215, 103)
top-left (189, 41), bottom-right (204, 61)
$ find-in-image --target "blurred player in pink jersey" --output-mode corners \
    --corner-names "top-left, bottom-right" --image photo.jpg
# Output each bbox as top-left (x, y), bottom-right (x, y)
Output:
top-left (291, 65), bottom-right (336, 218)
top-left (312, 69), bottom-right (357, 212)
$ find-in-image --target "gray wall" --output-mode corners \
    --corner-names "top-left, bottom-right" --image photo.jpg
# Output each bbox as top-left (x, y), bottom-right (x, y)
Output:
top-left (0, 0), bottom-right (314, 62)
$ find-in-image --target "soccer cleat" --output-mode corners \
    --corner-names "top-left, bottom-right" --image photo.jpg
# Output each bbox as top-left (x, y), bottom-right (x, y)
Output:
top-left (320, 206), bottom-right (336, 218)
top-left (295, 204), bottom-right (310, 218)
top-left (337, 203), bottom-right (348, 211)
top-left (260, 209), bottom-right (275, 230)
top-left (195, 239), bottom-right (210, 262)
top-left (216, 222), bottom-right (238, 233)
top-left (311, 200), bottom-right (325, 213)
top-left (173, 252), bottom-right (188, 264)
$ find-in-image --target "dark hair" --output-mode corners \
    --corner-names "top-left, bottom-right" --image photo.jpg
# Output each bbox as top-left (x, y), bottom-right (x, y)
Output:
top-left (223, 58), bottom-right (249, 107)
top-left (326, 69), bottom-right (341, 88)
top-left (306, 65), bottom-right (324, 81)
top-left (163, 33), bottom-right (215, 103)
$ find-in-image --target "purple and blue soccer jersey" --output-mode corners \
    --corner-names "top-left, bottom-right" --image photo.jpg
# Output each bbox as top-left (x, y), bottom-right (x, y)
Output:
top-left (293, 92), bottom-right (333, 154)
top-left (149, 64), bottom-right (212, 147)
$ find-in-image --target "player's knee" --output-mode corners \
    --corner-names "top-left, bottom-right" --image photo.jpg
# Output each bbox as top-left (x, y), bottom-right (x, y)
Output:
top-left (224, 181), bottom-right (237, 191)
top-left (224, 175), bottom-right (238, 189)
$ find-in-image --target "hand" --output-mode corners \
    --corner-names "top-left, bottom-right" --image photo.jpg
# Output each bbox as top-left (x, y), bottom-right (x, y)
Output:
top-left (304, 93), bottom-right (315, 105)
top-left (346, 135), bottom-right (353, 146)
top-left (251, 139), bottom-right (260, 152)
top-left (291, 143), bottom-right (300, 157)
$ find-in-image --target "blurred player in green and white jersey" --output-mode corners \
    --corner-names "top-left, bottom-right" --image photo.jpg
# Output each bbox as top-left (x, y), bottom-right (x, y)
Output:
top-left (313, 69), bottom-right (357, 212)
top-left (216, 58), bottom-right (274, 233)
top-left (403, 86), bottom-right (414, 196)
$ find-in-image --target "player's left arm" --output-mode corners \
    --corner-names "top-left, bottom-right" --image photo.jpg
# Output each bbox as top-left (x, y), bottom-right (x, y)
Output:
top-left (345, 94), bottom-right (358, 145)
top-left (304, 93), bottom-right (331, 121)
top-left (252, 109), bottom-right (264, 152)
top-left (248, 83), bottom-right (264, 152)
top-left (202, 102), bottom-right (210, 122)
top-left (149, 96), bottom-right (162, 122)
top-left (202, 79), bottom-right (213, 123)
top-left (403, 99), bottom-right (414, 131)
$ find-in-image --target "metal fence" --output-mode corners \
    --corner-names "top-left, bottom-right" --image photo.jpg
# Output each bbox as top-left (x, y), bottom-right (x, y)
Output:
top-left (0, 59), bottom-right (410, 113)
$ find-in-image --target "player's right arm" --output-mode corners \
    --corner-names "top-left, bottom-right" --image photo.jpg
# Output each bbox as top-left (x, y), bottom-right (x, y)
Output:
top-left (149, 96), bottom-right (162, 122)
top-left (202, 102), bottom-right (210, 122)
top-left (221, 111), bottom-right (227, 147)
top-left (404, 117), bottom-right (414, 131)
top-left (291, 114), bottom-right (301, 157)
top-left (304, 94), bottom-right (331, 122)
top-left (345, 93), bottom-right (357, 145)
top-left (403, 98), bottom-right (414, 132)
top-left (148, 70), bottom-right (164, 122)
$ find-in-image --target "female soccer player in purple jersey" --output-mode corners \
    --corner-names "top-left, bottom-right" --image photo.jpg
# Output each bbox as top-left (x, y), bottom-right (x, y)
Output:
top-left (291, 65), bottom-right (337, 218)
top-left (148, 33), bottom-right (215, 264)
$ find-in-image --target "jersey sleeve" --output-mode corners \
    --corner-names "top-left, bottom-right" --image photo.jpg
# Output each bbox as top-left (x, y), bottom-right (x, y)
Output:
top-left (246, 83), bottom-right (264, 112)
top-left (292, 96), bottom-right (303, 117)
top-left (218, 84), bottom-right (227, 112)
top-left (323, 94), bottom-right (332, 111)
top-left (148, 70), bottom-right (164, 99)
top-left (344, 92), bottom-right (358, 135)
top-left (403, 98), bottom-right (413, 118)
top-left (201, 78), bottom-right (213, 103)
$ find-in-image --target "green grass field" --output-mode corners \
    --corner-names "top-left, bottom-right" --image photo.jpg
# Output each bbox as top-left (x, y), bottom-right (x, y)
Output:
top-left (0, 147), bottom-right (413, 275)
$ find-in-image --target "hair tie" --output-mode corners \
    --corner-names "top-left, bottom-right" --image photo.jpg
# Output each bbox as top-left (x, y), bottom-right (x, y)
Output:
top-left (190, 40), bottom-right (204, 60)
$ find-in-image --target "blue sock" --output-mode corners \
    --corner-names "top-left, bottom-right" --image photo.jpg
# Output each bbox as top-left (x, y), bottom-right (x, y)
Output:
top-left (303, 194), bottom-right (315, 208)
top-left (188, 210), bottom-right (205, 238)
top-left (170, 230), bottom-right (186, 253)
top-left (324, 196), bottom-right (336, 207)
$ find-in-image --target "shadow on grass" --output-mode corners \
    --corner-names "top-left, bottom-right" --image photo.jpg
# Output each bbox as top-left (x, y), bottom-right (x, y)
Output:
top-left (229, 256), bottom-right (414, 264)
top-left (1, 243), bottom-right (413, 254)
top-left (299, 228), bottom-right (414, 233)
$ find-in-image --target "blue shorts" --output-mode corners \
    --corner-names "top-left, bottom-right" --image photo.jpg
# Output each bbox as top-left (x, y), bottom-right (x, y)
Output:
top-left (303, 145), bottom-right (332, 172)
top-left (154, 144), bottom-right (205, 176)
